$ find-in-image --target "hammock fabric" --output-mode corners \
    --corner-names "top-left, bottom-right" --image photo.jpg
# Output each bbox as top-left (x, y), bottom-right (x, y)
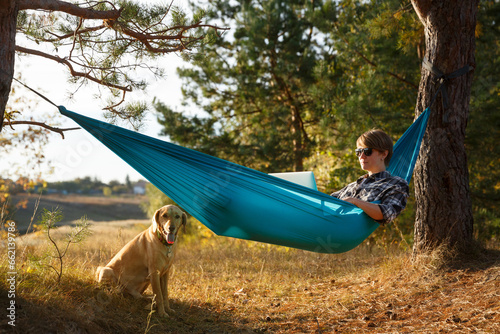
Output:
top-left (59, 106), bottom-right (430, 253)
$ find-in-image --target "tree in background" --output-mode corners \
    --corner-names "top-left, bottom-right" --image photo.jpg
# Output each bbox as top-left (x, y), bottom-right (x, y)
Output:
top-left (465, 0), bottom-right (500, 244)
top-left (140, 182), bottom-right (175, 217)
top-left (1, 0), bottom-right (227, 133)
top-left (156, 0), bottom-right (338, 172)
top-left (156, 0), bottom-right (422, 179)
top-left (318, 0), bottom-right (423, 245)
top-left (321, 0), bottom-right (421, 190)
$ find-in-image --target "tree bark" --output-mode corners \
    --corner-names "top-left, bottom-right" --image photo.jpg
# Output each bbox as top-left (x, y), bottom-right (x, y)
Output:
top-left (291, 105), bottom-right (304, 172)
top-left (411, 0), bottom-right (478, 254)
top-left (0, 0), bottom-right (18, 132)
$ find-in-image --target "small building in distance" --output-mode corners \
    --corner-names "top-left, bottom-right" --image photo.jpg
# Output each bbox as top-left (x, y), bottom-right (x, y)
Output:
top-left (133, 180), bottom-right (147, 195)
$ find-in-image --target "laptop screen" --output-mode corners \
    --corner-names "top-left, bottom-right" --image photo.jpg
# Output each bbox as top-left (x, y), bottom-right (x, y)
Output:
top-left (269, 171), bottom-right (318, 191)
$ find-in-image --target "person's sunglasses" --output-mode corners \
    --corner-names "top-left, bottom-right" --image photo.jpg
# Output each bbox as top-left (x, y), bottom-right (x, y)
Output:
top-left (355, 148), bottom-right (374, 157)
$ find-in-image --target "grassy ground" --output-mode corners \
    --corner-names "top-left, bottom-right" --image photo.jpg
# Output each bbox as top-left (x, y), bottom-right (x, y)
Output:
top-left (1, 217), bottom-right (499, 334)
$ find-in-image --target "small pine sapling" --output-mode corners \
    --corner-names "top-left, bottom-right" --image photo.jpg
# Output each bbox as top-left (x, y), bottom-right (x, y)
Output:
top-left (36, 208), bottom-right (92, 283)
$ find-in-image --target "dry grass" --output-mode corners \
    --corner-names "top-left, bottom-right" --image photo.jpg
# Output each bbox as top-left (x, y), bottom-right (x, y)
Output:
top-left (1, 218), bottom-right (499, 333)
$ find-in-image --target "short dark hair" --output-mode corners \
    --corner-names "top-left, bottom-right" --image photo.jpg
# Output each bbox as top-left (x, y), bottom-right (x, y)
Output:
top-left (356, 129), bottom-right (393, 166)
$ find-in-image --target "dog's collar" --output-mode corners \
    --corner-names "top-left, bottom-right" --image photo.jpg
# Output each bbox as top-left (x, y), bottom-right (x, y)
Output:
top-left (155, 227), bottom-right (174, 257)
top-left (156, 229), bottom-right (172, 247)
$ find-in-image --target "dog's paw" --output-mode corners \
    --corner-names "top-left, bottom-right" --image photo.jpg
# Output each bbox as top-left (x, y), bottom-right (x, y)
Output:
top-left (156, 310), bottom-right (170, 318)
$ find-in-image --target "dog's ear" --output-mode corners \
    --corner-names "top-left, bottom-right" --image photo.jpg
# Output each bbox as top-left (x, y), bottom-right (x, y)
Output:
top-left (182, 212), bottom-right (187, 233)
top-left (154, 208), bottom-right (161, 224)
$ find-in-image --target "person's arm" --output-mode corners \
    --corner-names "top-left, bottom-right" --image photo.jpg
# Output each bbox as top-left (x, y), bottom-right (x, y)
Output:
top-left (342, 197), bottom-right (384, 221)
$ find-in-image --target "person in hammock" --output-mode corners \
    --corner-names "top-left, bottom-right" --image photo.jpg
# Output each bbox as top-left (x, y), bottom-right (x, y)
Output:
top-left (331, 129), bottom-right (409, 225)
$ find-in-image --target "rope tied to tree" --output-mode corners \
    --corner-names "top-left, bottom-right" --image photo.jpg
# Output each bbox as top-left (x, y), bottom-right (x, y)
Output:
top-left (11, 76), bottom-right (59, 109)
top-left (1, 69), bottom-right (80, 138)
top-left (422, 57), bottom-right (474, 122)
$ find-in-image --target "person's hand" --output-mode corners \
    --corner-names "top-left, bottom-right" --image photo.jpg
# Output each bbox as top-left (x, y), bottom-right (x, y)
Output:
top-left (342, 197), bottom-right (384, 220)
top-left (343, 197), bottom-right (359, 206)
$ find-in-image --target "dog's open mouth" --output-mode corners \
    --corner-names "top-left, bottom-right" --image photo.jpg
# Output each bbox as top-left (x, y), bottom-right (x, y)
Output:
top-left (166, 233), bottom-right (175, 245)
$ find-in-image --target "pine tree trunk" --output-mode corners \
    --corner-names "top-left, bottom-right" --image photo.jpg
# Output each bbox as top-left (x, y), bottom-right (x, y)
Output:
top-left (411, 0), bottom-right (478, 254)
top-left (0, 0), bottom-right (17, 132)
top-left (291, 106), bottom-right (304, 172)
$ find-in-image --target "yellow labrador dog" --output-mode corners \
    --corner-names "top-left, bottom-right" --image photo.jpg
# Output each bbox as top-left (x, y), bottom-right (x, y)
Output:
top-left (96, 205), bottom-right (187, 317)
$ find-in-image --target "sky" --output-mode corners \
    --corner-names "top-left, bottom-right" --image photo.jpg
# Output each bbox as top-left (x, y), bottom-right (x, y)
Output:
top-left (1, 1), bottom-right (199, 184)
top-left (3, 53), bottom-right (187, 184)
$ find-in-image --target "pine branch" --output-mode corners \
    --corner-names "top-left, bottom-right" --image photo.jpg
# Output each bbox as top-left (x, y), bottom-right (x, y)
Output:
top-left (18, 0), bottom-right (122, 20)
top-left (106, 20), bottom-right (229, 53)
top-left (5, 120), bottom-right (80, 139)
top-left (15, 46), bottom-right (133, 92)
top-left (334, 23), bottom-right (418, 90)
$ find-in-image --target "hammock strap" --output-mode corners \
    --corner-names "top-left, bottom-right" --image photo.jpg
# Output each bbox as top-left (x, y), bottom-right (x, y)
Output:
top-left (422, 57), bottom-right (473, 122)
top-left (10, 75), bottom-right (59, 109)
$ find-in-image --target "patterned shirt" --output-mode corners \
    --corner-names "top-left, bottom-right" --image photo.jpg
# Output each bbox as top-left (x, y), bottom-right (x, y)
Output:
top-left (330, 171), bottom-right (409, 225)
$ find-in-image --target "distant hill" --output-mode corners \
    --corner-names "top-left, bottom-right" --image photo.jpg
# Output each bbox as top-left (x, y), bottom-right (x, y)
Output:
top-left (10, 194), bottom-right (148, 234)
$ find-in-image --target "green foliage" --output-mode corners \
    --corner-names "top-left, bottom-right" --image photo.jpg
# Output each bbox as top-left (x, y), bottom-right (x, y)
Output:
top-left (474, 207), bottom-right (500, 245)
top-left (157, 0), bottom-right (338, 172)
top-left (37, 208), bottom-right (64, 231)
top-left (0, 180), bottom-right (15, 223)
top-left (36, 208), bottom-right (92, 283)
top-left (157, 0), bottom-right (421, 176)
top-left (140, 183), bottom-right (176, 218)
top-left (44, 177), bottom-right (132, 195)
top-left (325, 153), bottom-right (362, 192)
top-left (328, 0), bottom-right (420, 132)
top-left (102, 187), bottom-right (112, 197)
top-left (466, 0), bottom-right (500, 242)
top-left (47, 177), bottom-right (106, 194)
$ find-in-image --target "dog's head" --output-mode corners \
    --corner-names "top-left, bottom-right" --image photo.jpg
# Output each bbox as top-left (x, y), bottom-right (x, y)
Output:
top-left (153, 205), bottom-right (187, 245)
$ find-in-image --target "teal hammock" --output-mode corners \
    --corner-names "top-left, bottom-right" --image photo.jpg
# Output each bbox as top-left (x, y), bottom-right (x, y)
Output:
top-left (59, 106), bottom-right (429, 253)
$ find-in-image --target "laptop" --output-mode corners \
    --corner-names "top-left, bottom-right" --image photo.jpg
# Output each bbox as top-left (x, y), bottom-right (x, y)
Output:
top-left (269, 171), bottom-right (318, 191)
